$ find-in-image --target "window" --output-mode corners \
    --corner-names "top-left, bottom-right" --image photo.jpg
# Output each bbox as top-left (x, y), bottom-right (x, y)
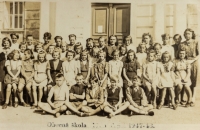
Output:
top-left (165, 4), bottom-right (175, 37)
top-left (187, 4), bottom-right (198, 35)
top-left (4, 1), bottom-right (24, 29)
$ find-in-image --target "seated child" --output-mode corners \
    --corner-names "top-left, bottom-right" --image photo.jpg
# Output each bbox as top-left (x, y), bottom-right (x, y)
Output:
top-left (126, 76), bottom-right (154, 116)
top-left (81, 77), bottom-right (104, 116)
top-left (66, 73), bottom-right (88, 116)
top-left (38, 73), bottom-right (68, 118)
top-left (103, 75), bottom-right (130, 118)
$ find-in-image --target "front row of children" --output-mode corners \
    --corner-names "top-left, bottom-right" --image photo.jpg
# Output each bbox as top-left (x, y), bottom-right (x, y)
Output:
top-left (38, 73), bottom-right (154, 118)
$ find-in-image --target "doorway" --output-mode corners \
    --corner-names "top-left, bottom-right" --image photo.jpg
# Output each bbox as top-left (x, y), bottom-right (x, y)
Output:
top-left (91, 3), bottom-right (130, 44)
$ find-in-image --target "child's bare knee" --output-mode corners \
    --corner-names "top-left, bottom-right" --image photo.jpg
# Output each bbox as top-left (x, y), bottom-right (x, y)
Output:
top-left (60, 105), bottom-right (67, 111)
top-left (82, 100), bottom-right (87, 106)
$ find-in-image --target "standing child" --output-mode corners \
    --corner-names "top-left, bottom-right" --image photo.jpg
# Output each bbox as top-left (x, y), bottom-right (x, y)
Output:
top-left (106, 35), bottom-right (118, 62)
top-left (67, 34), bottom-right (76, 51)
top-left (26, 35), bottom-right (34, 51)
top-left (136, 43), bottom-right (147, 69)
top-left (62, 50), bottom-right (79, 88)
top-left (46, 45), bottom-right (55, 61)
top-left (142, 50), bottom-right (160, 108)
top-left (108, 50), bottom-right (123, 87)
top-left (42, 32), bottom-right (52, 51)
top-left (124, 35), bottom-right (136, 52)
top-left (153, 43), bottom-right (162, 62)
top-left (123, 50), bottom-right (140, 100)
top-left (157, 51), bottom-right (177, 110)
top-left (54, 36), bottom-right (63, 47)
top-left (18, 49), bottom-right (35, 107)
top-left (141, 33), bottom-right (154, 52)
top-left (86, 38), bottom-right (94, 57)
top-left (10, 33), bottom-right (20, 50)
top-left (0, 37), bottom-right (12, 105)
top-left (172, 34), bottom-right (182, 58)
top-left (2, 50), bottom-right (22, 109)
top-left (161, 34), bottom-right (174, 60)
top-left (19, 42), bottom-right (27, 61)
top-left (60, 42), bottom-right (67, 61)
top-left (103, 75), bottom-right (130, 118)
top-left (92, 42), bottom-right (100, 59)
top-left (98, 37), bottom-right (107, 52)
top-left (174, 47), bottom-right (193, 107)
top-left (94, 50), bottom-right (108, 89)
top-left (33, 43), bottom-right (43, 60)
top-left (74, 42), bottom-right (83, 61)
top-left (32, 50), bottom-right (50, 109)
top-left (127, 76), bottom-right (154, 116)
top-left (119, 45), bottom-right (127, 63)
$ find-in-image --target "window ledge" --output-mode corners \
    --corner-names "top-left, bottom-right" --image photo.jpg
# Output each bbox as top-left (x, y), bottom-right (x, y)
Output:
top-left (1, 29), bottom-right (24, 33)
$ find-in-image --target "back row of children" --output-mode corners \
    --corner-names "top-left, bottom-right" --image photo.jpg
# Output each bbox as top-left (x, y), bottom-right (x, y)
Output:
top-left (0, 28), bottom-right (198, 118)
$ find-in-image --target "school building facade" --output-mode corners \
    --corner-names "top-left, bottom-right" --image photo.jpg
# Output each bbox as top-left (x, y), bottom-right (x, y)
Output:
top-left (0, 0), bottom-right (199, 47)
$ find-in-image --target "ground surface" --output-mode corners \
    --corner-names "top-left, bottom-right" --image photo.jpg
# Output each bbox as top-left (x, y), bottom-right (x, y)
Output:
top-left (0, 85), bottom-right (200, 130)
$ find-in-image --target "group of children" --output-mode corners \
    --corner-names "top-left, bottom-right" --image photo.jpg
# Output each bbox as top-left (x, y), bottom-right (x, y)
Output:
top-left (0, 28), bottom-right (198, 118)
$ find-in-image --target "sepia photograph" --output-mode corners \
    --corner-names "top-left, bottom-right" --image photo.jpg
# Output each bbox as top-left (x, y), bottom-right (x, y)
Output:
top-left (0, 0), bottom-right (200, 130)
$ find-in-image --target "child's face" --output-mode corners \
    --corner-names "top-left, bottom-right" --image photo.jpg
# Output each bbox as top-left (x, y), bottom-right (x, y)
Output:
top-left (55, 77), bottom-right (64, 87)
top-left (13, 52), bottom-right (20, 61)
top-left (110, 36), bottom-right (116, 45)
top-left (154, 45), bottom-right (161, 54)
top-left (81, 53), bottom-right (87, 61)
top-left (56, 39), bottom-right (62, 46)
top-left (67, 52), bottom-right (74, 61)
top-left (3, 41), bottom-right (10, 49)
top-left (86, 41), bottom-right (93, 49)
top-left (76, 76), bottom-right (83, 85)
top-left (125, 38), bottom-right (131, 46)
top-left (113, 52), bottom-right (119, 60)
top-left (185, 31), bottom-right (192, 40)
top-left (143, 36), bottom-right (150, 44)
top-left (174, 36), bottom-right (181, 44)
top-left (128, 52), bottom-right (134, 61)
top-left (140, 45), bottom-right (146, 53)
top-left (99, 38), bottom-right (105, 47)
top-left (11, 35), bottom-right (18, 43)
top-left (53, 52), bottom-right (59, 60)
top-left (27, 36), bottom-right (33, 45)
top-left (179, 51), bottom-right (186, 60)
top-left (162, 36), bottom-right (170, 45)
top-left (132, 77), bottom-right (141, 87)
top-left (148, 53), bottom-right (155, 62)
top-left (69, 37), bottom-right (76, 45)
top-left (120, 47), bottom-right (126, 55)
top-left (48, 46), bottom-right (54, 54)
top-left (90, 80), bottom-right (98, 88)
top-left (111, 80), bottom-right (117, 88)
top-left (43, 37), bottom-right (50, 44)
top-left (24, 51), bottom-right (31, 60)
top-left (36, 45), bottom-right (42, 52)
top-left (94, 42), bottom-right (100, 48)
top-left (163, 54), bottom-right (170, 62)
top-left (98, 53), bottom-right (105, 61)
top-left (61, 44), bottom-right (66, 52)
top-left (20, 45), bottom-right (26, 53)
top-left (38, 54), bottom-right (45, 62)
top-left (75, 47), bottom-right (82, 54)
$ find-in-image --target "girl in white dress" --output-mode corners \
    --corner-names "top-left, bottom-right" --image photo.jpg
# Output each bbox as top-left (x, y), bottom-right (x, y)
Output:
top-left (157, 51), bottom-right (176, 110)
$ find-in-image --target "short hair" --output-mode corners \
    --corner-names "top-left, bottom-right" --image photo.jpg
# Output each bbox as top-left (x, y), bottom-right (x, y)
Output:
top-left (137, 42), bottom-right (147, 53)
top-left (126, 49), bottom-right (136, 62)
top-left (98, 36), bottom-right (106, 42)
top-left (75, 73), bottom-right (83, 79)
top-left (66, 50), bottom-right (76, 58)
top-left (52, 48), bottom-right (61, 58)
top-left (80, 49), bottom-right (89, 61)
top-left (47, 45), bottom-right (55, 53)
top-left (108, 35), bottom-right (118, 46)
top-left (55, 73), bottom-right (64, 78)
top-left (24, 49), bottom-right (34, 59)
top-left (19, 42), bottom-right (27, 49)
top-left (142, 33), bottom-right (153, 45)
top-left (111, 49), bottom-right (120, 56)
top-left (34, 42), bottom-right (43, 52)
top-left (176, 46), bottom-right (188, 59)
top-left (26, 35), bottom-right (33, 39)
top-left (2, 37), bottom-right (12, 47)
top-left (97, 50), bottom-right (106, 58)
top-left (161, 33), bottom-right (171, 40)
top-left (184, 28), bottom-right (196, 39)
top-left (74, 42), bottom-right (83, 51)
top-left (123, 35), bottom-right (132, 43)
top-left (69, 34), bottom-right (76, 39)
top-left (86, 38), bottom-right (94, 43)
top-left (7, 50), bottom-right (21, 60)
top-left (54, 36), bottom-right (63, 41)
top-left (43, 32), bottom-right (52, 39)
top-left (147, 49), bottom-right (156, 57)
top-left (161, 51), bottom-right (172, 63)
top-left (37, 50), bottom-right (47, 62)
top-left (173, 34), bottom-right (182, 41)
top-left (153, 43), bottom-right (162, 49)
top-left (89, 76), bottom-right (98, 83)
top-left (10, 33), bottom-right (19, 39)
top-left (119, 44), bottom-right (128, 56)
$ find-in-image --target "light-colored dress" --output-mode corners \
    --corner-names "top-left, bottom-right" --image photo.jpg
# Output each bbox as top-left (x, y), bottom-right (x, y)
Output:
top-left (46, 53), bottom-right (53, 61)
top-left (108, 60), bottom-right (123, 87)
top-left (161, 45), bottom-right (175, 60)
top-left (32, 61), bottom-right (50, 86)
top-left (62, 59), bottom-right (79, 86)
top-left (160, 61), bottom-right (174, 88)
top-left (127, 44), bottom-right (137, 53)
top-left (60, 51), bottom-right (67, 61)
top-left (10, 43), bottom-right (19, 50)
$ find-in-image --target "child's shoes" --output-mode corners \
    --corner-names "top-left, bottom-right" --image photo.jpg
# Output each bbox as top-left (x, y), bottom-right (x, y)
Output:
top-left (21, 102), bottom-right (30, 107)
top-left (2, 103), bottom-right (8, 109)
top-left (157, 104), bottom-right (162, 110)
top-left (55, 112), bottom-right (60, 118)
top-left (172, 104), bottom-right (177, 110)
top-left (14, 102), bottom-right (19, 108)
top-left (190, 102), bottom-right (195, 107)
